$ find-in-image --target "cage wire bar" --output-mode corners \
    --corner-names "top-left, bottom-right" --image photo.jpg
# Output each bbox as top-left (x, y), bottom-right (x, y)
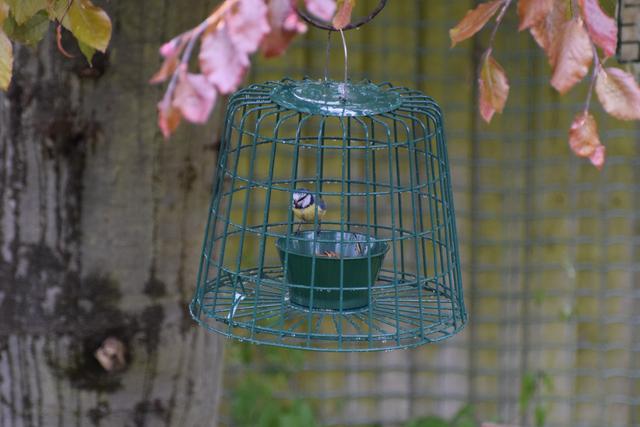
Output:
top-left (217, 0), bottom-right (640, 426)
top-left (191, 77), bottom-right (466, 351)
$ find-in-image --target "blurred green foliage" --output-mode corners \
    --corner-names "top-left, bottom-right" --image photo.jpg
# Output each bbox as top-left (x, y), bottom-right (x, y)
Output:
top-left (405, 405), bottom-right (476, 427)
top-left (229, 342), bottom-right (554, 427)
top-left (520, 371), bottom-right (555, 427)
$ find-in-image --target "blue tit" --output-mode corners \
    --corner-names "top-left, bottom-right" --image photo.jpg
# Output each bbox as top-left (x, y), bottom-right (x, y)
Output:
top-left (292, 189), bottom-right (327, 230)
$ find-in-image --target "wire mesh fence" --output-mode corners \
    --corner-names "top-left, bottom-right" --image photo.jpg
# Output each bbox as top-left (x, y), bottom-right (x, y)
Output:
top-left (216, 0), bottom-right (640, 425)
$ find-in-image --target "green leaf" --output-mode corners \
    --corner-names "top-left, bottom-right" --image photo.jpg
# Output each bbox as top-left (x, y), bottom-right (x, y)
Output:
top-left (46, 0), bottom-right (68, 20)
top-left (0, 29), bottom-right (12, 90)
top-left (2, 10), bottom-right (49, 47)
top-left (405, 416), bottom-right (451, 427)
top-left (6, 0), bottom-right (47, 25)
top-left (520, 372), bottom-right (537, 412)
top-left (77, 39), bottom-right (95, 65)
top-left (542, 372), bottom-right (554, 391)
top-left (280, 401), bottom-right (318, 427)
top-left (65, 0), bottom-right (111, 52)
top-left (534, 405), bottom-right (548, 427)
top-left (451, 405), bottom-right (476, 427)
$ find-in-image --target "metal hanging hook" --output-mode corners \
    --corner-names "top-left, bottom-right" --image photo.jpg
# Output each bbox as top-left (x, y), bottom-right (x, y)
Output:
top-left (295, 0), bottom-right (387, 32)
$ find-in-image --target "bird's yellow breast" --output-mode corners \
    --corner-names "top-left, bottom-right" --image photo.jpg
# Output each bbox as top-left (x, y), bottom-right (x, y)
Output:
top-left (293, 204), bottom-right (326, 222)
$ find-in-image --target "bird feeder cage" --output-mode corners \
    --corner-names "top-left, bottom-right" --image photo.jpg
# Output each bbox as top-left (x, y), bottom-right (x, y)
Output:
top-left (190, 3), bottom-right (466, 352)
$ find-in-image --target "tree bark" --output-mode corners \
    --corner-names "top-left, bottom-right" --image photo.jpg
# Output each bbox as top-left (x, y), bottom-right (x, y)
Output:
top-left (0, 1), bottom-right (225, 426)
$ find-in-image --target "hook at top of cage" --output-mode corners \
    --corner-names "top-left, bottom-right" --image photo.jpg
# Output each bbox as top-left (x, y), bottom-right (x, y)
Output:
top-left (295, 0), bottom-right (388, 32)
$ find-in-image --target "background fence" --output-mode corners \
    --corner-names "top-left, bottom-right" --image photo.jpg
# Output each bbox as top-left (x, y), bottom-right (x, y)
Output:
top-left (216, 1), bottom-right (640, 425)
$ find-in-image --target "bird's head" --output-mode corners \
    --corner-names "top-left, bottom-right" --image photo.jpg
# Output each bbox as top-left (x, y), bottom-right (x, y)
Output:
top-left (292, 189), bottom-right (314, 209)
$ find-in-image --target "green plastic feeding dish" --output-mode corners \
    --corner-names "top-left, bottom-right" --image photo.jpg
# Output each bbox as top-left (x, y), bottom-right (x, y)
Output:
top-left (277, 231), bottom-right (390, 310)
top-left (190, 79), bottom-right (467, 351)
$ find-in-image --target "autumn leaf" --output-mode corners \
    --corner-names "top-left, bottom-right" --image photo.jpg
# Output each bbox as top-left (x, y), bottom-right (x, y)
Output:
top-left (479, 51), bottom-right (510, 123)
top-left (518, 0), bottom-right (552, 30)
top-left (173, 72), bottom-right (218, 124)
top-left (199, 27), bottom-right (250, 94)
top-left (227, 0), bottom-right (270, 55)
top-left (550, 18), bottom-right (592, 94)
top-left (0, 29), bottom-right (12, 91)
top-left (261, 0), bottom-right (307, 58)
top-left (64, 0), bottom-right (112, 52)
top-left (530, 0), bottom-right (569, 65)
top-left (157, 100), bottom-right (182, 139)
top-left (595, 67), bottom-right (640, 120)
top-left (5, 0), bottom-right (47, 25)
top-left (569, 112), bottom-right (605, 169)
top-left (450, 0), bottom-right (504, 47)
top-left (0, 2), bottom-right (8, 25)
top-left (305, 0), bottom-right (336, 21)
top-left (579, 0), bottom-right (616, 58)
top-left (150, 37), bottom-right (188, 84)
top-left (333, 0), bottom-right (355, 30)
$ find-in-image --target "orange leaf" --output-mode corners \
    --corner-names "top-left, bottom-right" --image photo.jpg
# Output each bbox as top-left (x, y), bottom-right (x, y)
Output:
top-left (518, 0), bottom-right (553, 31)
top-left (479, 51), bottom-right (510, 123)
top-left (530, 0), bottom-right (569, 65)
top-left (550, 18), bottom-right (592, 94)
top-left (595, 67), bottom-right (640, 121)
top-left (579, 0), bottom-right (616, 58)
top-left (150, 55), bottom-right (180, 84)
top-left (569, 112), bottom-right (605, 169)
top-left (333, 0), bottom-right (355, 30)
top-left (157, 100), bottom-right (182, 139)
top-left (150, 36), bottom-right (188, 84)
top-left (450, 0), bottom-right (505, 47)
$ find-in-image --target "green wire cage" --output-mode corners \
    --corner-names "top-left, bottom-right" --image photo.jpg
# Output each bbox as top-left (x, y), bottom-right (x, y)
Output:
top-left (189, 76), bottom-right (467, 351)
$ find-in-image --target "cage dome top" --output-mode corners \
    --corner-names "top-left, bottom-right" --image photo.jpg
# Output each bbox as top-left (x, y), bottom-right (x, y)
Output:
top-left (271, 79), bottom-right (404, 117)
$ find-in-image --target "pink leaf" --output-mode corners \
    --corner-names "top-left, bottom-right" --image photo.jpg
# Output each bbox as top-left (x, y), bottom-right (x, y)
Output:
top-left (479, 51), bottom-right (510, 123)
top-left (305, 0), bottom-right (337, 21)
top-left (595, 67), bottom-right (640, 120)
top-left (450, 0), bottom-right (505, 47)
top-left (530, 0), bottom-right (569, 66)
top-left (200, 27), bottom-right (250, 94)
top-left (550, 18), bottom-right (593, 94)
top-left (579, 0), bottom-right (617, 57)
top-left (589, 145), bottom-right (606, 170)
top-left (569, 112), bottom-right (606, 169)
top-left (333, 0), bottom-right (355, 30)
top-left (518, 0), bottom-right (553, 31)
top-left (173, 73), bottom-right (218, 124)
top-left (227, 0), bottom-right (271, 55)
top-left (261, 0), bottom-right (307, 58)
top-left (160, 37), bottom-right (181, 58)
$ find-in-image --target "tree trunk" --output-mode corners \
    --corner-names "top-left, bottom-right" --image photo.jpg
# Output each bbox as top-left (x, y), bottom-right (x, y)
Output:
top-left (0, 2), bottom-right (225, 426)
